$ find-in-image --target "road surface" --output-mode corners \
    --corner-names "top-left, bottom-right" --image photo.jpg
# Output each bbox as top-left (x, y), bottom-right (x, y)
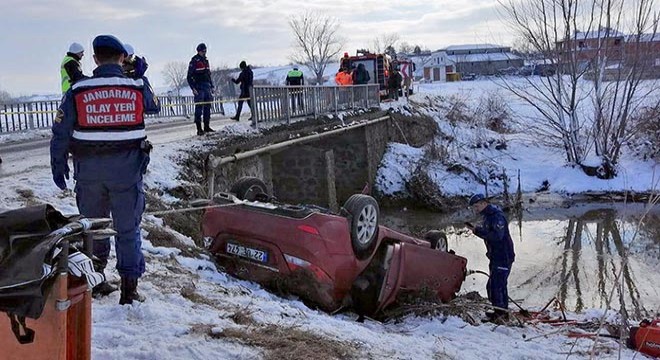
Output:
top-left (0, 116), bottom-right (237, 179)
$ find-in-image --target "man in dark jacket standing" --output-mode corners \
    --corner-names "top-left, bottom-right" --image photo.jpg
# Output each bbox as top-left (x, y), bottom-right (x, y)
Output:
top-left (50, 34), bottom-right (161, 305)
top-left (230, 61), bottom-right (253, 121)
top-left (387, 69), bottom-right (402, 101)
top-left (466, 194), bottom-right (515, 320)
top-left (352, 63), bottom-right (370, 85)
top-left (61, 42), bottom-right (86, 94)
top-left (187, 43), bottom-right (215, 135)
top-left (285, 66), bottom-right (304, 112)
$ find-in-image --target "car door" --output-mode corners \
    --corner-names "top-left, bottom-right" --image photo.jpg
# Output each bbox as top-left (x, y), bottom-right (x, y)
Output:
top-left (375, 243), bottom-right (468, 313)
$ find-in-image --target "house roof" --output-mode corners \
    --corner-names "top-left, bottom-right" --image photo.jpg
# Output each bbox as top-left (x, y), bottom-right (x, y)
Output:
top-left (447, 52), bottom-right (521, 63)
top-left (443, 44), bottom-right (504, 51)
top-left (573, 28), bottom-right (625, 40)
top-left (625, 33), bottom-right (660, 42)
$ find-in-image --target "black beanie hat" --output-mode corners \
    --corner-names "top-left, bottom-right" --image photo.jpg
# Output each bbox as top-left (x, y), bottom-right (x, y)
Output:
top-left (197, 43), bottom-right (207, 52)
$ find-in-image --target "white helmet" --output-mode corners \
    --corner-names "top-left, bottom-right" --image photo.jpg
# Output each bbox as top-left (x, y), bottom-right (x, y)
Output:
top-left (68, 42), bottom-right (84, 54)
top-left (123, 43), bottom-right (135, 56)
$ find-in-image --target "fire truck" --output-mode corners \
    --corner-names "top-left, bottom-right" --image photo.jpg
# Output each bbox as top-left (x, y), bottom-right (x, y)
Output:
top-left (339, 50), bottom-right (392, 97)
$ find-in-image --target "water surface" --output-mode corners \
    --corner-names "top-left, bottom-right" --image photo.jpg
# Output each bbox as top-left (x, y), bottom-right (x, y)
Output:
top-left (381, 203), bottom-right (660, 318)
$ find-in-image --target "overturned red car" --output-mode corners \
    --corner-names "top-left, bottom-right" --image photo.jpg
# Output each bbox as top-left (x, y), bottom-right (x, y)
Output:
top-left (201, 177), bottom-right (468, 317)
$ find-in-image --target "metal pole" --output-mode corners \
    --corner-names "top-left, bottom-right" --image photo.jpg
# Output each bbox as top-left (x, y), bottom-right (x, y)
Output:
top-left (284, 87), bottom-right (291, 125)
top-left (249, 86), bottom-right (258, 128)
top-left (28, 103), bottom-right (35, 130)
top-left (211, 115), bottom-right (390, 168)
top-left (313, 86), bottom-right (318, 119)
top-left (333, 87), bottom-right (338, 116)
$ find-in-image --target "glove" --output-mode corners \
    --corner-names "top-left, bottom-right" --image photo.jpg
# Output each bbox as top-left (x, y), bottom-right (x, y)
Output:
top-left (52, 161), bottom-right (70, 190)
top-left (134, 56), bottom-right (149, 78)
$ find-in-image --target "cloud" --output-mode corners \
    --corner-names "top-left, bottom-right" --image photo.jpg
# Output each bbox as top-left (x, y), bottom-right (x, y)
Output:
top-left (0, 0), bottom-right (509, 94)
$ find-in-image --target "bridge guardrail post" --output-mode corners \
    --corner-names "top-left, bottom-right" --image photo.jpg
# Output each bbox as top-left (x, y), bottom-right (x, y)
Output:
top-left (283, 87), bottom-right (291, 125)
top-left (333, 87), bottom-right (338, 116)
top-left (27, 103), bottom-right (35, 130)
top-left (250, 86), bottom-right (258, 128)
top-left (313, 86), bottom-right (318, 119)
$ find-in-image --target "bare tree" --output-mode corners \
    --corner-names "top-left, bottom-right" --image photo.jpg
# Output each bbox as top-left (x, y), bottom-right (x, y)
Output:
top-left (498, 0), bottom-right (658, 178)
top-left (0, 89), bottom-right (11, 105)
top-left (398, 41), bottom-right (414, 54)
top-left (289, 11), bottom-right (344, 85)
top-left (162, 61), bottom-right (188, 96)
top-left (371, 33), bottom-right (400, 54)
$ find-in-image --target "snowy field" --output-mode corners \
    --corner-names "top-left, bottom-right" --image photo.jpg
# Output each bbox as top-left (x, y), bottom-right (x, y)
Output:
top-left (376, 78), bottom-right (660, 199)
top-left (0, 79), bottom-right (655, 359)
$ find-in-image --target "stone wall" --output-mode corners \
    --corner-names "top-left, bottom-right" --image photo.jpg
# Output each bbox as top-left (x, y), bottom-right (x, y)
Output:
top-left (271, 146), bottom-right (337, 210)
top-left (210, 116), bottom-right (392, 208)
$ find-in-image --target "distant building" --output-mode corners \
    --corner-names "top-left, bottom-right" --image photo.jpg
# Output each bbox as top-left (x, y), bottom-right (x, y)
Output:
top-left (556, 27), bottom-right (625, 70)
top-left (413, 50), bottom-right (454, 82)
top-left (556, 27), bottom-right (660, 78)
top-left (443, 44), bottom-right (523, 76)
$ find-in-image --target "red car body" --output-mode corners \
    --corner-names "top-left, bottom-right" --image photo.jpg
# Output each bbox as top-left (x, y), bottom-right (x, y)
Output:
top-left (202, 193), bottom-right (468, 316)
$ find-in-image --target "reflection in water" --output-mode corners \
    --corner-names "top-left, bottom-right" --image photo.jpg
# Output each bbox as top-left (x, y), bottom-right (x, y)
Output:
top-left (381, 204), bottom-right (660, 317)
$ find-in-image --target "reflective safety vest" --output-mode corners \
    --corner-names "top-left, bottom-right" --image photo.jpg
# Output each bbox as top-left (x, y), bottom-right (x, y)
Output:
top-left (71, 77), bottom-right (146, 150)
top-left (286, 69), bottom-right (304, 85)
top-left (61, 55), bottom-right (80, 94)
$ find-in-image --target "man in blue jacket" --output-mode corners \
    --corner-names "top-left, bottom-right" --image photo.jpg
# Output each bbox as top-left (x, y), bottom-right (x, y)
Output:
top-left (50, 34), bottom-right (161, 305)
top-left (187, 43), bottom-right (214, 135)
top-left (466, 194), bottom-right (515, 320)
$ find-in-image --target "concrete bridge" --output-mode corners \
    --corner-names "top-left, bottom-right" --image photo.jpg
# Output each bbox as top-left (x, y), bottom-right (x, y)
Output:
top-left (208, 115), bottom-right (393, 211)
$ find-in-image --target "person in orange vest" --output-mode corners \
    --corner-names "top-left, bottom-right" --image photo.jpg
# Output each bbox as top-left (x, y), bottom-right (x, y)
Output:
top-left (335, 67), bottom-right (353, 86)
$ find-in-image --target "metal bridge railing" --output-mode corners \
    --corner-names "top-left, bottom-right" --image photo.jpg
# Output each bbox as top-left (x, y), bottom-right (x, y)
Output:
top-left (0, 85), bottom-right (381, 134)
top-left (250, 84), bottom-right (380, 127)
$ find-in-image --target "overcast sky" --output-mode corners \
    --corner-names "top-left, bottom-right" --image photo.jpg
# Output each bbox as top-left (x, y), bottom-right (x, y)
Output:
top-left (0, 0), bottom-right (513, 95)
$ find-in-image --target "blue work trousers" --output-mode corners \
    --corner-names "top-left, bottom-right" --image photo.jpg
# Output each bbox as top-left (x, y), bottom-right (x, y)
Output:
top-left (487, 263), bottom-right (511, 309)
top-left (194, 85), bottom-right (212, 126)
top-left (75, 180), bottom-right (146, 279)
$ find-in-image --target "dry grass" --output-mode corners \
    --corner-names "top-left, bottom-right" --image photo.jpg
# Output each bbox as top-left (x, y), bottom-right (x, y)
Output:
top-left (211, 324), bottom-right (359, 360)
top-left (142, 223), bottom-right (200, 258)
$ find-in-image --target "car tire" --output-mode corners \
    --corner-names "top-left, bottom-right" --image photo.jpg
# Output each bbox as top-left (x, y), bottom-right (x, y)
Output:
top-left (343, 194), bottom-right (379, 259)
top-left (230, 177), bottom-right (269, 201)
top-left (424, 230), bottom-right (448, 252)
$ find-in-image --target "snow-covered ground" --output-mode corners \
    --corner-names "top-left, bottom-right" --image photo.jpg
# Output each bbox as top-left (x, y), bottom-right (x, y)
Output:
top-left (376, 78), bottom-right (659, 199)
top-left (0, 78), bottom-right (655, 359)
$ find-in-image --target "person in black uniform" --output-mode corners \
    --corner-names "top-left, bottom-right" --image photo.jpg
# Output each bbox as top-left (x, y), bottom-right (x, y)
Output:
top-left (187, 43), bottom-right (215, 135)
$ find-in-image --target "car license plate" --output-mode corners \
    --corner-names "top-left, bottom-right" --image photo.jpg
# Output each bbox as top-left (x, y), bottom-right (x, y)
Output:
top-left (226, 243), bottom-right (268, 263)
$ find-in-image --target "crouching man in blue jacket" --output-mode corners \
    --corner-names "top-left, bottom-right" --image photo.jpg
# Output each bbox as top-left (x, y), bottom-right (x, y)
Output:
top-left (466, 194), bottom-right (516, 321)
top-left (50, 34), bottom-right (160, 305)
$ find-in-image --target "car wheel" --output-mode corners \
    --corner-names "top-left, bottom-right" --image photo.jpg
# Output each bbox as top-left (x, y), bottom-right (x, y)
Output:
top-left (344, 194), bottom-right (379, 259)
top-left (424, 230), bottom-right (448, 252)
top-left (230, 177), bottom-right (269, 201)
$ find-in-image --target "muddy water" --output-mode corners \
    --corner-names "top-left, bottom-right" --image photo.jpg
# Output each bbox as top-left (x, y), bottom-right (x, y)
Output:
top-left (381, 203), bottom-right (660, 318)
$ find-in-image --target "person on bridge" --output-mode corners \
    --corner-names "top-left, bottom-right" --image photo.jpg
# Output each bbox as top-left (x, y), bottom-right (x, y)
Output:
top-left (50, 34), bottom-right (161, 305)
top-left (231, 60), bottom-right (253, 121)
top-left (387, 68), bottom-right (402, 101)
top-left (61, 42), bottom-right (86, 94)
top-left (187, 43), bottom-right (215, 135)
top-left (335, 67), bottom-right (353, 86)
top-left (352, 63), bottom-right (370, 85)
top-left (285, 66), bottom-right (304, 112)
top-left (465, 194), bottom-right (515, 322)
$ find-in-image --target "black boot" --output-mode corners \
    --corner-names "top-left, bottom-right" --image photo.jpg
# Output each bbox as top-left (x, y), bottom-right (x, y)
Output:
top-left (195, 122), bottom-right (204, 136)
top-left (92, 281), bottom-right (118, 298)
top-left (203, 122), bottom-right (215, 132)
top-left (119, 277), bottom-right (145, 305)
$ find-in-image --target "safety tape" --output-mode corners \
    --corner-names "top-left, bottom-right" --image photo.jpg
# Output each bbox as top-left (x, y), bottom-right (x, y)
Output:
top-left (0, 97), bottom-right (252, 116)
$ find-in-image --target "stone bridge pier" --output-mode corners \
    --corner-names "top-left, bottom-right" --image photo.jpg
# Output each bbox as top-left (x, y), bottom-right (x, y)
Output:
top-left (210, 116), bottom-right (391, 210)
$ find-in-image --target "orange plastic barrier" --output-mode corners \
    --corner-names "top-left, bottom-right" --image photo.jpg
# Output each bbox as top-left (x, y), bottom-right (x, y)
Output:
top-left (0, 273), bottom-right (91, 360)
